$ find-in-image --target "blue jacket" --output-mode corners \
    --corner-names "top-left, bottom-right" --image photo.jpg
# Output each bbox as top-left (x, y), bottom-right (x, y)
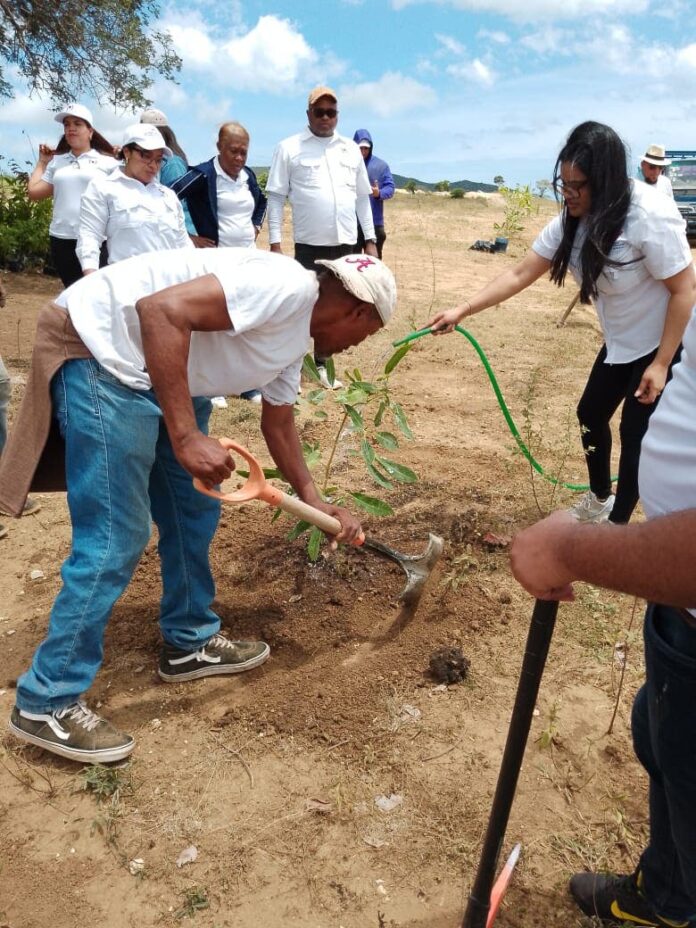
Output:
top-left (352, 129), bottom-right (395, 227)
top-left (171, 158), bottom-right (267, 244)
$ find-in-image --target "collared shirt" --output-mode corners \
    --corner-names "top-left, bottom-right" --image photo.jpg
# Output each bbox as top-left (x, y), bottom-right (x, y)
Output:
top-left (532, 180), bottom-right (692, 364)
top-left (636, 169), bottom-right (674, 199)
top-left (42, 149), bottom-right (119, 239)
top-left (214, 157), bottom-right (256, 248)
top-left (76, 168), bottom-right (192, 271)
top-left (266, 129), bottom-right (375, 246)
top-left (55, 249), bottom-right (318, 405)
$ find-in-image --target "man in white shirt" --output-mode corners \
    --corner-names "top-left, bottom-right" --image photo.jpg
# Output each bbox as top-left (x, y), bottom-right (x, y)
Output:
top-left (637, 144), bottom-right (674, 199)
top-left (4, 250), bottom-right (397, 765)
top-left (267, 87), bottom-right (379, 387)
top-left (510, 308), bottom-right (696, 926)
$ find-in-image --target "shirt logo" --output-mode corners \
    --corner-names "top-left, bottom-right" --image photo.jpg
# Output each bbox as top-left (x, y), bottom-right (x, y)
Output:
top-left (345, 256), bottom-right (375, 273)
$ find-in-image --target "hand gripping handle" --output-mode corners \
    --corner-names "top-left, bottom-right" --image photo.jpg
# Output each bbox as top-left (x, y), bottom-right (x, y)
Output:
top-left (193, 438), bottom-right (365, 544)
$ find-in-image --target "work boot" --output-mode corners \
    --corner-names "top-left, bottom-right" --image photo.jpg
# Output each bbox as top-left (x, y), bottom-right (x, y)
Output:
top-left (158, 633), bottom-right (270, 682)
top-left (9, 701), bottom-right (135, 763)
top-left (568, 490), bottom-right (615, 523)
top-left (570, 870), bottom-right (695, 927)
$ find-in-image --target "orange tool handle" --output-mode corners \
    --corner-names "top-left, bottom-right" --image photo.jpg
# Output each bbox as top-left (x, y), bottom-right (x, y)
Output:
top-left (193, 438), bottom-right (365, 545)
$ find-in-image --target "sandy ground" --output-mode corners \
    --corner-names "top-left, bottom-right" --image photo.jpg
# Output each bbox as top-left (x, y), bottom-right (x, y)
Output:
top-left (0, 194), bottom-right (657, 927)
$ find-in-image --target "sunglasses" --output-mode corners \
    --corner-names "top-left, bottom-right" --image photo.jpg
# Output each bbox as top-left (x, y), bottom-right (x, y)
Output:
top-left (132, 145), bottom-right (164, 166)
top-left (311, 107), bottom-right (338, 118)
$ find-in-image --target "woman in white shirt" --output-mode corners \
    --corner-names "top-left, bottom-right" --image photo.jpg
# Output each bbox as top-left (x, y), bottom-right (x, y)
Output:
top-left (429, 121), bottom-right (696, 525)
top-left (27, 103), bottom-right (117, 287)
top-left (76, 124), bottom-right (191, 274)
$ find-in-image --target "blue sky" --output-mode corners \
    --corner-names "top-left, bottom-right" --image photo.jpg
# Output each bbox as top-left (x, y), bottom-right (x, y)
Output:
top-left (2, 0), bottom-right (695, 187)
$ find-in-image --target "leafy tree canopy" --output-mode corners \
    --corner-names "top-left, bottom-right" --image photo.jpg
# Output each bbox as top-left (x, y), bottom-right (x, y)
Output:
top-left (0, 0), bottom-right (181, 109)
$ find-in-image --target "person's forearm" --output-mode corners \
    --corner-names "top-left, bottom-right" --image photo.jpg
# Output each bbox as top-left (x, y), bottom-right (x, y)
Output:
top-left (27, 162), bottom-right (52, 200)
top-left (267, 192), bottom-right (285, 245)
top-left (559, 511), bottom-right (696, 606)
top-left (655, 290), bottom-right (693, 367)
top-left (261, 406), bottom-right (323, 505)
top-left (355, 195), bottom-right (376, 241)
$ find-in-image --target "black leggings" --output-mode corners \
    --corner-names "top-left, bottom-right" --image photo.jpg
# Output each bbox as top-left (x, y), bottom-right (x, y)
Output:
top-left (577, 344), bottom-right (681, 523)
top-left (50, 236), bottom-right (108, 288)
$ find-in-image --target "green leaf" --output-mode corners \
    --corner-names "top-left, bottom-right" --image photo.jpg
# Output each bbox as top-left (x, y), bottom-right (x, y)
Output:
top-left (384, 344), bottom-right (411, 375)
top-left (307, 526), bottom-right (323, 561)
top-left (376, 456), bottom-right (418, 483)
top-left (306, 389), bottom-right (325, 405)
top-left (353, 368), bottom-right (363, 381)
top-left (302, 443), bottom-right (322, 468)
top-left (366, 460), bottom-right (392, 489)
top-left (392, 402), bottom-right (414, 440)
top-left (360, 438), bottom-right (375, 465)
top-left (302, 354), bottom-right (321, 383)
top-left (325, 357), bottom-right (336, 384)
top-left (374, 401), bottom-right (386, 427)
top-left (287, 519), bottom-right (311, 540)
top-left (375, 431), bottom-right (399, 451)
top-left (314, 409), bottom-right (328, 420)
top-left (339, 388), bottom-right (371, 406)
top-left (344, 404), bottom-right (364, 430)
top-left (352, 381), bottom-right (377, 394)
top-left (349, 492), bottom-right (394, 517)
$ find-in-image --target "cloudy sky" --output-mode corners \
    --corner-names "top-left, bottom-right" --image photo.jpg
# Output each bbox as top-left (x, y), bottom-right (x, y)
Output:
top-left (1, 0), bottom-right (694, 187)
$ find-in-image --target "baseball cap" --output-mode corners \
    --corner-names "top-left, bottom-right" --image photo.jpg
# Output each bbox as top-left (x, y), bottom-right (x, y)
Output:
top-left (358, 140), bottom-right (372, 148)
top-left (140, 107), bottom-right (168, 126)
top-left (308, 86), bottom-right (337, 106)
top-left (54, 103), bottom-right (93, 126)
top-left (316, 255), bottom-right (397, 325)
top-left (122, 123), bottom-right (172, 156)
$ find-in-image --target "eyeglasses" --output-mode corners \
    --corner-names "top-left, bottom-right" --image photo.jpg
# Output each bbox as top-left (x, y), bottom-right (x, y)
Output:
top-left (132, 145), bottom-right (164, 166)
top-left (311, 107), bottom-right (338, 118)
top-left (554, 179), bottom-right (589, 198)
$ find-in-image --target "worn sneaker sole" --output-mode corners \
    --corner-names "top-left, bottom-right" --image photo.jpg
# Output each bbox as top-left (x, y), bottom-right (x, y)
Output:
top-left (8, 719), bottom-right (135, 764)
top-left (158, 643), bottom-right (271, 682)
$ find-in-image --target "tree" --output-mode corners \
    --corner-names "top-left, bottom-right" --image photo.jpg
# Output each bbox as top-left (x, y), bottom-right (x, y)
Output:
top-left (435, 179), bottom-right (450, 192)
top-left (0, 1), bottom-right (181, 108)
top-left (493, 175), bottom-right (505, 186)
top-left (404, 179), bottom-right (417, 195)
top-left (536, 178), bottom-right (552, 199)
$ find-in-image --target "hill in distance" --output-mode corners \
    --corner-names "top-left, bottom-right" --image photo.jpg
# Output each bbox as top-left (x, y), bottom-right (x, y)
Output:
top-left (250, 167), bottom-right (498, 194)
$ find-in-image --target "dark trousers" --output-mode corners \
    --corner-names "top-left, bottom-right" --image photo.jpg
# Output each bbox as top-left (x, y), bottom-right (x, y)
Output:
top-left (577, 345), bottom-right (680, 524)
top-left (355, 225), bottom-right (386, 260)
top-left (294, 243), bottom-right (355, 365)
top-left (50, 236), bottom-right (108, 288)
top-left (632, 603), bottom-right (696, 922)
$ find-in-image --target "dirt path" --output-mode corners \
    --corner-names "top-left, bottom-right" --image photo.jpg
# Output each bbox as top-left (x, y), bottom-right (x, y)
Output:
top-left (0, 196), bottom-right (652, 927)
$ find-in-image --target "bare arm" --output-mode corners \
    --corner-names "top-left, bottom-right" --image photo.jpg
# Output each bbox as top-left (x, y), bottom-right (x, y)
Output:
top-left (135, 274), bottom-right (235, 484)
top-left (27, 145), bottom-right (55, 201)
top-left (261, 402), bottom-right (362, 543)
top-left (635, 264), bottom-right (696, 404)
top-left (428, 250), bottom-right (552, 333)
top-left (510, 509), bottom-right (696, 606)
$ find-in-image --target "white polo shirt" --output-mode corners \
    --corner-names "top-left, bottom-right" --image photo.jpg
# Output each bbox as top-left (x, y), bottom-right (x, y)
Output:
top-left (55, 249), bottom-right (318, 404)
top-left (266, 129), bottom-right (375, 246)
top-left (214, 158), bottom-right (256, 249)
top-left (42, 149), bottom-right (119, 238)
top-left (640, 308), bottom-right (696, 614)
top-left (76, 168), bottom-right (192, 271)
top-left (533, 180), bottom-right (692, 363)
top-left (636, 170), bottom-right (674, 199)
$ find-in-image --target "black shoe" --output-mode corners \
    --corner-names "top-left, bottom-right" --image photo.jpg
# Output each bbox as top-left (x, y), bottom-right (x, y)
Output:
top-left (158, 633), bottom-right (270, 682)
top-left (569, 870), bottom-right (694, 927)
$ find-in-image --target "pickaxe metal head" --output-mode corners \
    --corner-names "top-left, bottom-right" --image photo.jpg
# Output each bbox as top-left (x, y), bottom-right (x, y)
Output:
top-left (364, 532), bottom-right (444, 607)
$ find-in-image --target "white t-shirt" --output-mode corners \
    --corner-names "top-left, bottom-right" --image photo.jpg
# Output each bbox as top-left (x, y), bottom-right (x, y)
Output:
top-left (636, 170), bottom-right (674, 199)
top-left (214, 158), bottom-right (256, 249)
top-left (639, 308), bottom-right (696, 614)
top-left (266, 129), bottom-right (375, 245)
top-left (76, 168), bottom-right (192, 270)
top-left (42, 149), bottom-right (119, 238)
top-left (532, 180), bottom-right (692, 363)
top-left (55, 249), bottom-right (318, 404)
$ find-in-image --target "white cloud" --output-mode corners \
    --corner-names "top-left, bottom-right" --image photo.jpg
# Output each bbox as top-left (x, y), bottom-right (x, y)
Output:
top-left (520, 27), bottom-right (570, 55)
top-left (477, 28), bottom-right (510, 44)
top-left (391, 0), bottom-right (648, 21)
top-left (340, 72), bottom-right (437, 116)
top-left (166, 23), bottom-right (217, 67)
top-left (435, 33), bottom-right (467, 56)
top-left (447, 57), bottom-right (496, 85)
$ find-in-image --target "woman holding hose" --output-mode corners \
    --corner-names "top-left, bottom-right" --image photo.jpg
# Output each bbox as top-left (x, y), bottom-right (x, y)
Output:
top-left (429, 121), bottom-right (696, 524)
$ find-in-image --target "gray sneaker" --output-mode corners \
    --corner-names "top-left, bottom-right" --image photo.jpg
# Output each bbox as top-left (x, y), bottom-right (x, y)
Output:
top-left (568, 490), bottom-right (615, 523)
top-left (158, 633), bottom-right (270, 682)
top-left (9, 701), bottom-right (135, 763)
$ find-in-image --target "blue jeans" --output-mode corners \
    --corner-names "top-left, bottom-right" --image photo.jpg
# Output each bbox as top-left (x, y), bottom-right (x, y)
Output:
top-left (16, 359), bottom-right (221, 713)
top-left (632, 603), bottom-right (696, 922)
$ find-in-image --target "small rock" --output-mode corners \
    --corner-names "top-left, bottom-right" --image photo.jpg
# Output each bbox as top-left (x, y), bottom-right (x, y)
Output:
top-left (175, 845), bottom-right (198, 868)
top-left (29, 569), bottom-right (45, 581)
top-left (375, 793), bottom-right (403, 813)
top-left (399, 704), bottom-right (421, 721)
top-left (128, 858), bottom-right (145, 875)
top-left (6, 630), bottom-right (16, 636)
top-left (133, 665), bottom-right (145, 673)
top-left (151, 718), bottom-right (162, 730)
top-left (288, 594), bottom-right (302, 604)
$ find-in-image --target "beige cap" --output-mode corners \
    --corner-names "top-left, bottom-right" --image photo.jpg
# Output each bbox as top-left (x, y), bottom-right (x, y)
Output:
top-left (54, 103), bottom-right (93, 126)
top-left (316, 255), bottom-right (397, 325)
top-left (308, 86), bottom-right (337, 106)
top-left (140, 107), bottom-right (168, 126)
top-left (643, 144), bottom-right (671, 167)
top-left (122, 123), bottom-right (172, 157)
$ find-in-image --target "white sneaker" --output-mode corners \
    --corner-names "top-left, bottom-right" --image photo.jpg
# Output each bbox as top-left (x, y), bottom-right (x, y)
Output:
top-left (317, 366), bottom-right (343, 390)
top-left (210, 396), bottom-right (228, 408)
top-left (568, 490), bottom-right (615, 523)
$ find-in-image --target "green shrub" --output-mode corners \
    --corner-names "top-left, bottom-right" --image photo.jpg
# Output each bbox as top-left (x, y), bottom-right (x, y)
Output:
top-left (0, 158), bottom-right (52, 269)
top-left (450, 187), bottom-right (465, 199)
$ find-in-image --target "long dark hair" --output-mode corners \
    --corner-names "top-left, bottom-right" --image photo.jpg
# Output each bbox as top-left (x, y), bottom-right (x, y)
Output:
top-left (55, 127), bottom-right (114, 157)
top-left (549, 121), bottom-right (632, 303)
top-left (157, 125), bottom-right (188, 164)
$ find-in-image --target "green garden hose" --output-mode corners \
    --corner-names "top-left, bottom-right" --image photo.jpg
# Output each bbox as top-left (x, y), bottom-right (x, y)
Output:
top-left (393, 326), bottom-right (616, 492)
